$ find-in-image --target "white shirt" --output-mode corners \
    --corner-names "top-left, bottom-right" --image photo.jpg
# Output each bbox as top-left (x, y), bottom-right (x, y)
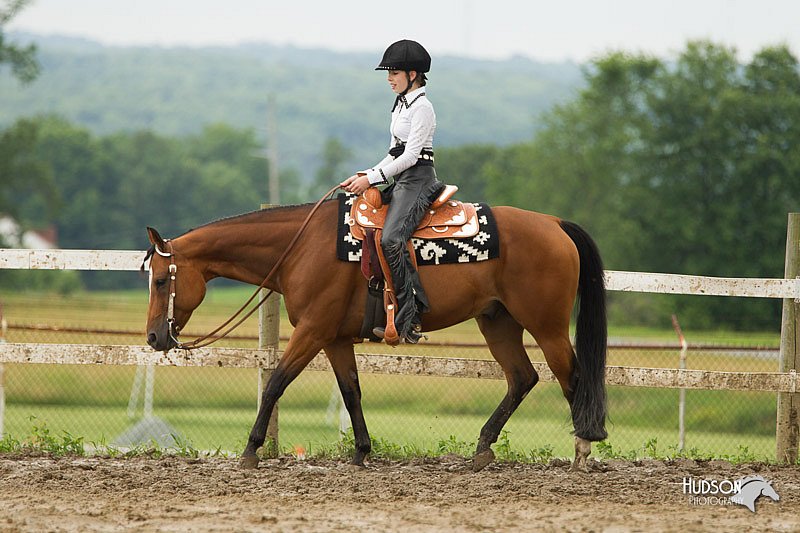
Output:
top-left (364, 86), bottom-right (436, 185)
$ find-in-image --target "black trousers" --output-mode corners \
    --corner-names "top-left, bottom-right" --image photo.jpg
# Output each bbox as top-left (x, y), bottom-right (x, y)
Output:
top-left (380, 165), bottom-right (443, 337)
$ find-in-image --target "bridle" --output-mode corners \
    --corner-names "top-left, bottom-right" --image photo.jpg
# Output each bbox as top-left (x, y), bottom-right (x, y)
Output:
top-left (152, 239), bottom-right (182, 347)
top-left (148, 185), bottom-right (340, 351)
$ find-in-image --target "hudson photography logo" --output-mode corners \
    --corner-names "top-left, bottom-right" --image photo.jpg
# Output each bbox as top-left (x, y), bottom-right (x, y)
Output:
top-left (681, 475), bottom-right (780, 512)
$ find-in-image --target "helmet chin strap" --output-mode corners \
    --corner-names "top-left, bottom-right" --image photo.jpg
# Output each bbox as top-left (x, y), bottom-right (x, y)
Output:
top-left (392, 72), bottom-right (416, 111)
top-left (402, 72), bottom-right (413, 95)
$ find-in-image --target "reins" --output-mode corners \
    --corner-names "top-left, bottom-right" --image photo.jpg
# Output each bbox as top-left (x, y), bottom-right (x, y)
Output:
top-left (159, 185), bottom-right (341, 350)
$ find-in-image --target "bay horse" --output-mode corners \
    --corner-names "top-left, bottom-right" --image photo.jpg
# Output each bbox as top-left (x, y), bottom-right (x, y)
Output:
top-left (143, 197), bottom-right (608, 471)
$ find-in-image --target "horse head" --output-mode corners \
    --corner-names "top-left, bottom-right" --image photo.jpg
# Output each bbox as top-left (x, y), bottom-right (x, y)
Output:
top-left (760, 480), bottom-right (780, 502)
top-left (143, 227), bottom-right (207, 352)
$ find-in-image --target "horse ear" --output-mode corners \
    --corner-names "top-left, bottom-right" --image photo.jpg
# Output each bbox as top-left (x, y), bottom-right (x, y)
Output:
top-left (147, 227), bottom-right (167, 252)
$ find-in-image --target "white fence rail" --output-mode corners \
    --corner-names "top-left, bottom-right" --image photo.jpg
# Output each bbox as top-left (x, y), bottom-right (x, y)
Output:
top-left (0, 342), bottom-right (797, 393)
top-left (3, 248), bottom-right (799, 298)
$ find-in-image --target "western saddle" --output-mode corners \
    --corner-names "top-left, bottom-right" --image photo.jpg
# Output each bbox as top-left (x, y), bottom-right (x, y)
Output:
top-left (347, 185), bottom-right (477, 345)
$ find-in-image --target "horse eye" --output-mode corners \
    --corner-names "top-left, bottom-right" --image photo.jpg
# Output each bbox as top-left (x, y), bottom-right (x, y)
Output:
top-left (155, 278), bottom-right (167, 288)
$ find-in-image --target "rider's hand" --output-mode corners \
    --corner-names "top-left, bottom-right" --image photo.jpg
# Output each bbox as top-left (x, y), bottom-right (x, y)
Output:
top-left (340, 173), bottom-right (371, 195)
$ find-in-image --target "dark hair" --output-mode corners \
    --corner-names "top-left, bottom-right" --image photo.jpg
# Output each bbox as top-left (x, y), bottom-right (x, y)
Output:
top-left (408, 71), bottom-right (427, 87)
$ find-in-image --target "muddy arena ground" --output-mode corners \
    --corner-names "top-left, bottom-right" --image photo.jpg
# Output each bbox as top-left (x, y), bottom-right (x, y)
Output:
top-left (1, 454), bottom-right (798, 532)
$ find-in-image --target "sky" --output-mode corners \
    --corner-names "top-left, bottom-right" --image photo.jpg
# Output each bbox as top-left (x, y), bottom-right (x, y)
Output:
top-left (7, 0), bottom-right (800, 63)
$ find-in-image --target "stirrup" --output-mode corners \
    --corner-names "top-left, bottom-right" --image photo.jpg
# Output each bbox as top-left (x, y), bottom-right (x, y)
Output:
top-left (372, 326), bottom-right (400, 345)
top-left (373, 326), bottom-right (426, 344)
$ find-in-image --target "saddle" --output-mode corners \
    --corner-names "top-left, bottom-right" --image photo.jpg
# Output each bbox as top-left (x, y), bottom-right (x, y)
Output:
top-left (348, 185), bottom-right (479, 241)
top-left (347, 185), bottom-right (473, 346)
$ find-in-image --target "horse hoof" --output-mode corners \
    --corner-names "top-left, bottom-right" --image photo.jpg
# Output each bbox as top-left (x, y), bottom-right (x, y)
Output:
top-left (569, 458), bottom-right (588, 473)
top-left (472, 449), bottom-right (495, 472)
top-left (240, 455), bottom-right (260, 469)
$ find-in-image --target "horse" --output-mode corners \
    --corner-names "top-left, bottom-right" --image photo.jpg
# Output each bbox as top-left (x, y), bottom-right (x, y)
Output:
top-left (143, 196), bottom-right (608, 471)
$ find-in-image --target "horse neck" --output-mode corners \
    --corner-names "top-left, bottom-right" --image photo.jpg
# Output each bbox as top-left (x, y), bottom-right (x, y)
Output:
top-left (177, 203), bottom-right (330, 288)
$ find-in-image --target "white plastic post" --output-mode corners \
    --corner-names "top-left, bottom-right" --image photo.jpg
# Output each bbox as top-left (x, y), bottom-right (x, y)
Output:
top-left (672, 315), bottom-right (688, 452)
top-left (144, 365), bottom-right (155, 419)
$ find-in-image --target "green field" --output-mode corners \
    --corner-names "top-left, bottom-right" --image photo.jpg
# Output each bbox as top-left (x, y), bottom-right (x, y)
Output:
top-left (0, 288), bottom-right (785, 460)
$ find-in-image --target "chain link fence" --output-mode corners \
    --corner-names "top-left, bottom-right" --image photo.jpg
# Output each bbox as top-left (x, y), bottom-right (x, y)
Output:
top-left (0, 283), bottom-right (783, 461)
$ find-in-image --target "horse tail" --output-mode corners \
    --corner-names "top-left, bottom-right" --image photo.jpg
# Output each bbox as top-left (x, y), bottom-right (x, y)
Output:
top-left (559, 220), bottom-right (608, 441)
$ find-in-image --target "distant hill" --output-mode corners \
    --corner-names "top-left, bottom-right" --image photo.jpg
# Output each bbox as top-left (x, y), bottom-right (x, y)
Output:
top-left (0, 33), bottom-right (583, 177)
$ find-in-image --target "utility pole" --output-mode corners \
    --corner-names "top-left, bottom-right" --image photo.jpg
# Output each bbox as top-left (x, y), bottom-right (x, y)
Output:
top-left (267, 94), bottom-right (280, 205)
top-left (257, 93), bottom-right (282, 456)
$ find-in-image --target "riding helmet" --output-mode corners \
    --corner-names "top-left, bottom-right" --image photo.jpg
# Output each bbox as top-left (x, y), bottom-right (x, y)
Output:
top-left (375, 40), bottom-right (431, 73)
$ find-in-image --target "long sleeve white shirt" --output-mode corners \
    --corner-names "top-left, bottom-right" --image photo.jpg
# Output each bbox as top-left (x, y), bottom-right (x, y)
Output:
top-left (364, 86), bottom-right (436, 185)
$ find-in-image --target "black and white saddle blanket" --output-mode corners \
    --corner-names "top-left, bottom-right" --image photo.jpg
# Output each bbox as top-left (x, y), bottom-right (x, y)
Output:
top-left (336, 193), bottom-right (500, 265)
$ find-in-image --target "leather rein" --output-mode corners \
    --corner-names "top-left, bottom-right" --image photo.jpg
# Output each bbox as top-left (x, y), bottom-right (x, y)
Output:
top-left (152, 185), bottom-right (341, 351)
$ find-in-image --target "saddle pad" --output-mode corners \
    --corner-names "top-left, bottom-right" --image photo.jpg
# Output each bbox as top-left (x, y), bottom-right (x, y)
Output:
top-left (336, 193), bottom-right (500, 265)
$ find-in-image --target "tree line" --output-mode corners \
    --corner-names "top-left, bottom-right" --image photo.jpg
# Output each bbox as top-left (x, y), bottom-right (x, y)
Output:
top-left (0, 32), bottom-right (580, 174)
top-left (2, 40), bottom-right (799, 330)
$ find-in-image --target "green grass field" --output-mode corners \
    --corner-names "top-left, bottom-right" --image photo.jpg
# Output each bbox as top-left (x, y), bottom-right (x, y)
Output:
top-left (0, 287), bottom-right (784, 460)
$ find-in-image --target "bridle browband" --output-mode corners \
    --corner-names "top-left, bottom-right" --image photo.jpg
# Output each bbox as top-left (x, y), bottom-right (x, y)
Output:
top-left (146, 185), bottom-right (341, 351)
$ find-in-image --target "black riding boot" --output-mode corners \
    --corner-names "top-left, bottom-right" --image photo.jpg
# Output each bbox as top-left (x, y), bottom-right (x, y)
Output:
top-left (378, 167), bottom-right (442, 342)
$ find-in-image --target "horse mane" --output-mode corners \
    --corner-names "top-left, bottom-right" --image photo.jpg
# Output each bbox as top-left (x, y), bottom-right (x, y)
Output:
top-left (140, 199), bottom-right (336, 270)
top-left (182, 200), bottom-right (329, 236)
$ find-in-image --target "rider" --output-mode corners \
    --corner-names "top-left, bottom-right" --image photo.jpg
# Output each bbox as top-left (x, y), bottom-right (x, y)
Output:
top-left (340, 39), bottom-right (444, 344)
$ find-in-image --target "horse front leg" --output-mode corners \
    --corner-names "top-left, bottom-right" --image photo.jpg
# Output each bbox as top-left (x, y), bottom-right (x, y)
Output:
top-left (324, 339), bottom-right (372, 466)
top-left (240, 329), bottom-right (324, 469)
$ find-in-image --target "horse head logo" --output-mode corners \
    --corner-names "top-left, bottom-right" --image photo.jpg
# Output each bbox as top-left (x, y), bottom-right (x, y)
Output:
top-left (730, 476), bottom-right (780, 513)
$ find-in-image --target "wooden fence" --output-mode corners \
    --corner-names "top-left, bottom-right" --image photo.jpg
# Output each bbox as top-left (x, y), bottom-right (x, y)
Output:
top-left (0, 213), bottom-right (798, 461)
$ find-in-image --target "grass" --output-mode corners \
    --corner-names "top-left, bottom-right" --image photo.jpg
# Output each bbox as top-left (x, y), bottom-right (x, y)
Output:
top-left (0, 419), bottom-right (783, 466)
top-left (0, 287), bottom-right (786, 461)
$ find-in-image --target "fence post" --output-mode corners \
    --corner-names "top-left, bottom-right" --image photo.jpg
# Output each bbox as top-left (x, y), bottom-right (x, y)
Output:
top-left (258, 203), bottom-right (281, 457)
top-left (0, 305), bottom-right (6, 439)
top-left (776, 212), bottom-right (799, 463)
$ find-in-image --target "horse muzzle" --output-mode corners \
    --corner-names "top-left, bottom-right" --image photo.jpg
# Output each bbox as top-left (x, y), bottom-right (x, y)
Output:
top-left (147, 321), bottom-right (179, 352)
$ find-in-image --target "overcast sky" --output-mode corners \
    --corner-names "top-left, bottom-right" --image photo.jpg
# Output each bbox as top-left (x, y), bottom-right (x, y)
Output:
top-left (8, 0), bottom-right (800, 63)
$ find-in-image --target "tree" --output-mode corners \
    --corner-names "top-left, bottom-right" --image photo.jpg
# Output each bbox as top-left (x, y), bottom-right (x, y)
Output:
top-left (0, 118), bottom-right (57, 224)
top-left (435, 144), bottom-right (500, 203)
top-left (485, 52), bottom-right (662, 268)
top-left (0, 0), bottom-right (39, 83)
top-left (308, 137), bottom-right (352, 201)
top-left (476, 42), bottom-right (800, 329)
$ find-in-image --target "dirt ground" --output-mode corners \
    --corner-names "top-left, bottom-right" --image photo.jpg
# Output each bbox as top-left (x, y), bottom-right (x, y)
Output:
top-left (0, 454), bottom-right (798, 533)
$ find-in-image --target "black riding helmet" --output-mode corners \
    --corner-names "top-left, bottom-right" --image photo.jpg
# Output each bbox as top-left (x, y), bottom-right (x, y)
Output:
top-left (376, 40), bottom-right (431, 98)
top-left (375, 39), bottom-right (431, 73)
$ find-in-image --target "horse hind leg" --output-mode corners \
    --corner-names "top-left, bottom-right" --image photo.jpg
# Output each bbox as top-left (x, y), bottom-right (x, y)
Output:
top-left (473, 304), bottom-right (538, 472)
top-left (572, 435), bottom-right (592, 472)
top-left (537, 335), bottom-right (595, 472)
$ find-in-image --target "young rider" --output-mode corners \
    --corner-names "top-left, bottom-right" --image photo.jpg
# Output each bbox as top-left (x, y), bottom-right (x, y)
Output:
top-left (340, 39), bottom-right (444, 344)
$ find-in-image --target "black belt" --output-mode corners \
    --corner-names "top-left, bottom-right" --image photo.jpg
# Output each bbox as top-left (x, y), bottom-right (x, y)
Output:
top-left (388, 143), bottom-right (434, 166)
top-left (416, 149), bottom-right (434, 166)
